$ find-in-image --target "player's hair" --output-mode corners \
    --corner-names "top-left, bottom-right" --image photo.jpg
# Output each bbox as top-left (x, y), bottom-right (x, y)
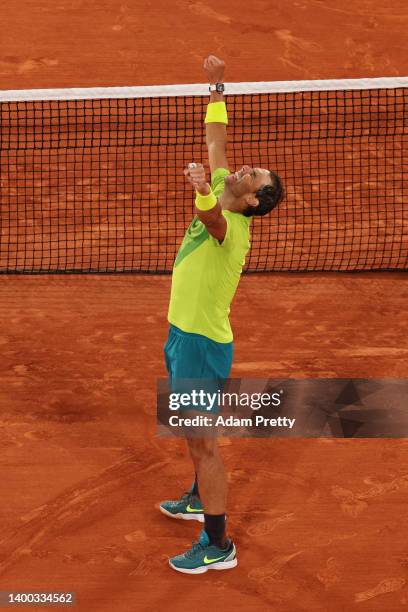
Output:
top-left (243, 170), bottom-right (285, 217)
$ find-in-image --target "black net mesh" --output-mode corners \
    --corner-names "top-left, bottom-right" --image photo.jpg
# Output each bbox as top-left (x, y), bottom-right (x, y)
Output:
top-left (0, 88), bottom-right (407, 273)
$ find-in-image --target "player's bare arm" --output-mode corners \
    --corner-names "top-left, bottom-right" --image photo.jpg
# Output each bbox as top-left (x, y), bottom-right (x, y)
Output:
top-left (184, 163), bottom-right (227, 242)
top-left (203, 55), bottom-right (229, 173)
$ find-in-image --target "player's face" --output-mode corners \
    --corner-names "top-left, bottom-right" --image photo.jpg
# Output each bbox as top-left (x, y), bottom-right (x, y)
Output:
top-left (225, 166), bottom-right (272, 198)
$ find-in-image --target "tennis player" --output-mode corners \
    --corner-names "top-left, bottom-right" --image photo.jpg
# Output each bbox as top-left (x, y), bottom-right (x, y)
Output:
top-left (160, 55), bottom-right (284, 574)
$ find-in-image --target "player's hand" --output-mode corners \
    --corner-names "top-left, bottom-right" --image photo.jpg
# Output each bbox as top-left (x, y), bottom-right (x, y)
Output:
top-left (203, 55), bottom-right (225, 84)
top-left (184, 163), bottom-right (211, 195)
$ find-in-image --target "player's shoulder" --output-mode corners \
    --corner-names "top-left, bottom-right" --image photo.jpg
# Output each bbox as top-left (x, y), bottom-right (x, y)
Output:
top-left (211, 167), bottom-right (230, 181)
top-left (211, 167), bottom-right (230, 193)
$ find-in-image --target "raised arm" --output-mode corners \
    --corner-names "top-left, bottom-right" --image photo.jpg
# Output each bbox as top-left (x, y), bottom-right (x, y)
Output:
top-left (203, 56), bottom-right (229, 173)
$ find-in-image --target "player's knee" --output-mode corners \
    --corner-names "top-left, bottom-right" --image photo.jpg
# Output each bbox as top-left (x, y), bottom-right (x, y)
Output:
top-left (187, 437), bottom-right (218, 461)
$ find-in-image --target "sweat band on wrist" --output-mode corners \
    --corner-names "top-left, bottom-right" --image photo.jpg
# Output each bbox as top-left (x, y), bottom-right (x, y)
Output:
top-left (205, 101), bottom-right (228, 125)
top-left (195, 190), bottom-right (217, 211)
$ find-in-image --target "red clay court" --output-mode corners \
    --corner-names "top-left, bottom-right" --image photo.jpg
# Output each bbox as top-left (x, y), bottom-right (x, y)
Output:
top-left (1, 1), bottom-right (408, 611)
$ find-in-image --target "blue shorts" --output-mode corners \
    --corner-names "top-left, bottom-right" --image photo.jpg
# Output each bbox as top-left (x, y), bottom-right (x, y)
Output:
top-left (164, 324), bottom-right (233, 412)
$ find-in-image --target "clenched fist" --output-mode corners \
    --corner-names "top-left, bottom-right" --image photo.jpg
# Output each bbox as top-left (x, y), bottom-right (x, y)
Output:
top-left (203, 55), bottom-right (225, 84)
top-left (184, 163), bottom-right (211, 195)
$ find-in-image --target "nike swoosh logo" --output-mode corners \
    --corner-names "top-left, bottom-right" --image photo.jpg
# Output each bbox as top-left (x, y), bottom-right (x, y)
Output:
top-left (186, 504), bottom-right (203, 513)
top-left (203, 554), bottom-right (226, 565)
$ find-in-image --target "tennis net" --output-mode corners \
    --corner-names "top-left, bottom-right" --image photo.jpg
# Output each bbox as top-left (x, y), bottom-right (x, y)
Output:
top-left (1, 78), bottom-right (407, 273)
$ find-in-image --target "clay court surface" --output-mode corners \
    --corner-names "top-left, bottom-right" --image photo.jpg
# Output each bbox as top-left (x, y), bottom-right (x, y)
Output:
top-left (1, 1), bottom-right (408, 611)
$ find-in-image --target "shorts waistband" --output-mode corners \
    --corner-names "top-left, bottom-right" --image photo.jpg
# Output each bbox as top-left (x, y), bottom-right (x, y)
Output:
top-left (169, 324), bottom-right (233, 346)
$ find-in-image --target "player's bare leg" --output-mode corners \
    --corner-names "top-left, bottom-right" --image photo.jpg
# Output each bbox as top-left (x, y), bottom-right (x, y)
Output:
top-left (187, 437), bottom-right (227, 516)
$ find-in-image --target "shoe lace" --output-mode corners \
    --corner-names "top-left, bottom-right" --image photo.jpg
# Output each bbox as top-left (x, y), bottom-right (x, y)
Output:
top-left (185, 540), bottom-right (205, 559)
